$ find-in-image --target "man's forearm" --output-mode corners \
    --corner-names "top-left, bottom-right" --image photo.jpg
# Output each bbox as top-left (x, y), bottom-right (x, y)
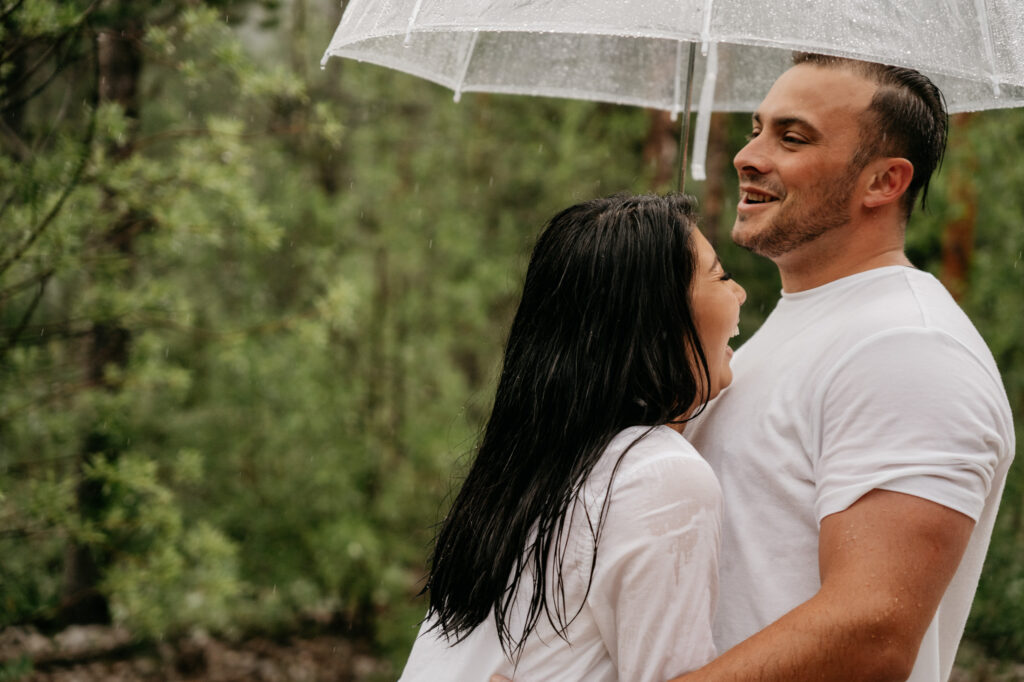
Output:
top-left (672, 490), bottom-right (974, 682)
top-left (670, 591), bottom-right (914, 682)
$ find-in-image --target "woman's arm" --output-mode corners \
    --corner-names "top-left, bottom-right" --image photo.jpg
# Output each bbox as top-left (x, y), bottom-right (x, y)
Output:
top-left (588, 447), bottom-right (722, 681)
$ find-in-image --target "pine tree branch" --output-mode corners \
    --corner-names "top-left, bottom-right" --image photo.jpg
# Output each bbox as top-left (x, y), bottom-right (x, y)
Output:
top-left (0, 27), bottom-right (98, 280)
top-left (0, 267), bottom-right (53, 362)
top-left (0, 377), bottom-right (94, 421)
top-left (0, 189), bottom-right (13, 223)
top-left (0, 114), bottom-right (32, 159)
top-left (0, 524), bottom-right (61, 540)
top-left (0, 0), bottom-right (26, 24)
top-left (1, 451), bottom-right (79, 475)
top-left (0, 267), bottom-right (54, 306)
top-left (0, 2), bottom-right (97, 111)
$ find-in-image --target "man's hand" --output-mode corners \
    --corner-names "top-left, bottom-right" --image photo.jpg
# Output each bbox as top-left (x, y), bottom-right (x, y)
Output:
top-left (490, 491), bottom-right (974, 682)
top-left (671, 489), bottom-right (974, 681)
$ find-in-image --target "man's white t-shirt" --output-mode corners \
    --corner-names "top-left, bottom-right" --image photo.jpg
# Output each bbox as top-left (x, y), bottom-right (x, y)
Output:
top-left (687, 266), bottom-right (1015, 682)
top-left (399, 426), bottom-right (721, 682)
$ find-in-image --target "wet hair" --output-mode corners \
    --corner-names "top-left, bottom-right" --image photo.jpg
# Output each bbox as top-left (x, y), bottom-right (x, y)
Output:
top-left (793, 52), bottom-right (948, 220)
top-left (424, 193), bottom-right (710, 658)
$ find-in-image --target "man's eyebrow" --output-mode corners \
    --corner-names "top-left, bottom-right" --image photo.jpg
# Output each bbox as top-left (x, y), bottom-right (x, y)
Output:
top-left (776, 116), bottom-right (822, 140)
top-left (750, 112), bottom-right (820, 137)
top-left (773, 115), bottom-right (816, 131)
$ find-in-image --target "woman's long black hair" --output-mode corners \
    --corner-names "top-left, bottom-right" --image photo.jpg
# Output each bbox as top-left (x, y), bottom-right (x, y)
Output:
top-left (425, 193), bottom-right (711, 657)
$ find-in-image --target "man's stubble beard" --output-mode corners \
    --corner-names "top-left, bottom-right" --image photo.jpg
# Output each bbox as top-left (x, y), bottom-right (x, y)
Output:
top-left (732, 162), bottom-right (861, 259)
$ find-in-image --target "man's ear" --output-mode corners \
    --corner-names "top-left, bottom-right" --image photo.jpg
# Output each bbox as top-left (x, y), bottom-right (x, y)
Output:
top-left (862, 158), bottom-right (914, 208)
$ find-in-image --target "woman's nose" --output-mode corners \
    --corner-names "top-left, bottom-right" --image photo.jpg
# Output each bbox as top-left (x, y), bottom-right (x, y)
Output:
top-left (733, 280), bottom-right (747, 305)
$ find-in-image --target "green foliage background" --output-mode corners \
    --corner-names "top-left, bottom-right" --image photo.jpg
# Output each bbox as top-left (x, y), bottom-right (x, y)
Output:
top-left (1, 0), bottom-right (1021, 675)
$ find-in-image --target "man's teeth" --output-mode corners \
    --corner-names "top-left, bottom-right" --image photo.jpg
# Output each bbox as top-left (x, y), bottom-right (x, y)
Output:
top-left (745, 191), bottom-right (776, 204)
top-left (730, 326), bottom-right (740, 338)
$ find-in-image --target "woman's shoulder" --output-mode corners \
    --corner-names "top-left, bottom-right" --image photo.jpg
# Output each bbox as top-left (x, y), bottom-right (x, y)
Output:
top-left (606, 425), bottom-right (710, 469)
top-left (590, 426), bottom-right (720, 505)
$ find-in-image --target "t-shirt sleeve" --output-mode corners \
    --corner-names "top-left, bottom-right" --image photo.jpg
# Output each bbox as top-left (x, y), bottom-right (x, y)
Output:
top-left (585, 446), bottom-right (721, 682)
top-left (814, 328), bottom-right (1008, 524)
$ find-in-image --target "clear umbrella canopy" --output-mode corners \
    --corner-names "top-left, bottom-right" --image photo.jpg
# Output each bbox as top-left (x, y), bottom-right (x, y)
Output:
top-left (321, 0), bottom-right (1024, 178)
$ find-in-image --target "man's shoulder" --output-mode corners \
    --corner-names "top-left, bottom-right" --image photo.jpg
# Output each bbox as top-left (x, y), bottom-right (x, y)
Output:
top-left (838, 267), bottom-right (950, 320)
top-left (819, 267), bottom-right (986, 354)
top-left (846, 269), bottom-right (996, 372)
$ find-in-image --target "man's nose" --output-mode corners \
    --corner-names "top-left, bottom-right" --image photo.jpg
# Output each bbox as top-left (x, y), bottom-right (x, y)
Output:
top-left (733, 137), bottom-right (771, 176)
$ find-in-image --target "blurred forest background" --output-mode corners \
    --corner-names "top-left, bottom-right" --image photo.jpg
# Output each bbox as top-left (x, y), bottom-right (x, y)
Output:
top-left (1, 1), bottom-right (1021, 679)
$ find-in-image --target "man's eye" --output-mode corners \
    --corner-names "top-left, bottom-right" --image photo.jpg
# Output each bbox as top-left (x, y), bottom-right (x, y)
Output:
top-left (782, 134), bottom-right (806, 144)
top-left (721, 271), bottom-right (734, 281)
top-left (745, 130), bottom-right (760, 142)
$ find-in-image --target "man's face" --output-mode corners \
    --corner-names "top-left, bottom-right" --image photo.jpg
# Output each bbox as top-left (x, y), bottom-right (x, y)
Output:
top-left (731, 64), bottom-right (877, 259)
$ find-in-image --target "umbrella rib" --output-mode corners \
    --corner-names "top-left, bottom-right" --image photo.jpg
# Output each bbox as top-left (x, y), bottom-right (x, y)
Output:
top-left (404, 0), bottom-right (425, 46)
top-left (453, 31), bottom-right (480, 102)
top-left (672, 40), bottom-right (684, 120)
top-left (972, 0), bottom-right (1001, 95)
top-left (676, 42), bottom-right (697, 193)
top-left (690, 41), bottom-right (719, 182)
top-left (700, 0), bottom-right (714, 54)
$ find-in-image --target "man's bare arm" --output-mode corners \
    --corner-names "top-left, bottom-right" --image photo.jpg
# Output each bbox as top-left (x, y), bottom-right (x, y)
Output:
top-left (670, 489), bottom-right (974, 682)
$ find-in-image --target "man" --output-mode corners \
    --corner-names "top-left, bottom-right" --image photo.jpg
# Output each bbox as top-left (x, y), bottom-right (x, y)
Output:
top-left (674, 54), bottom-right (1014, 681)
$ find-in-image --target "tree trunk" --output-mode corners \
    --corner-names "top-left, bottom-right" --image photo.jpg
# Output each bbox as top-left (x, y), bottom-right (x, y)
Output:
top-left (644, 109), bottom-right (677, 191)
top-left (701, 113), bottom-right (730, 247)
top-left (59, 14), bottom-right (144, 627)
top-left (940, 113), bottom-right (977, 302)
top-left (643, 110), bottom-right (731, 246)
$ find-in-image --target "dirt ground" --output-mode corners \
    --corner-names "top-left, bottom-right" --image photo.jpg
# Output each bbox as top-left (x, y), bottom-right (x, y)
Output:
top-left (1, 625), bottom-right (1022, 681)
top-left (0, 626), bottom-right (393, 682)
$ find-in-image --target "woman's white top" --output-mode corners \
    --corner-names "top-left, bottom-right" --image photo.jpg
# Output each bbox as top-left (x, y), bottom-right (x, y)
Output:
top-left (399, 425), bottom-right (722, 682)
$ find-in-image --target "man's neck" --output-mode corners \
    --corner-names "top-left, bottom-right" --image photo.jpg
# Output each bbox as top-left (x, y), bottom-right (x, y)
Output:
top-left (778, 247), bottom-right (912, 293)
top-left (773, 218), bottom-right (911, 293)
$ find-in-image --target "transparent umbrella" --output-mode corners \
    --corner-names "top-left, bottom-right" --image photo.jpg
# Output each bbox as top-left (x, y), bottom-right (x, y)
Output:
top-left (320, 0), bottom-right (1024, 187)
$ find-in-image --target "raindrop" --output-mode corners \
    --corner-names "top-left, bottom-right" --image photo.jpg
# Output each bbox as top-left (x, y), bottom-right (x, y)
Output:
top-left (488, 176), bottom-right (494, 187)
top-left (537, 143), bottom-right (544, 153)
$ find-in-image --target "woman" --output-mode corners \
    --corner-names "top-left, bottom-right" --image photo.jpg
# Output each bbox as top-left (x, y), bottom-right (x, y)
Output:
top-left (400, 194), bottom-right (746, 681)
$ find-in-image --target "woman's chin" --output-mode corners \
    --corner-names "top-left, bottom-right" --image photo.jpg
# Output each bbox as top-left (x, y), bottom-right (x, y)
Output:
top-left (708, 369), bottom-right (733, 401)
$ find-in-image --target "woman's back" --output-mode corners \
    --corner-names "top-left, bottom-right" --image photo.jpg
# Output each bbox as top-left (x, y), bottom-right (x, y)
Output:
top-left (400, 426), bottom-right (721, 682)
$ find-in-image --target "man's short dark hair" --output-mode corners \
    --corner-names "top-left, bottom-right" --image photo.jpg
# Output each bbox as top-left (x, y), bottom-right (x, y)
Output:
top-left (793, 52), bottom-right (948, 221)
